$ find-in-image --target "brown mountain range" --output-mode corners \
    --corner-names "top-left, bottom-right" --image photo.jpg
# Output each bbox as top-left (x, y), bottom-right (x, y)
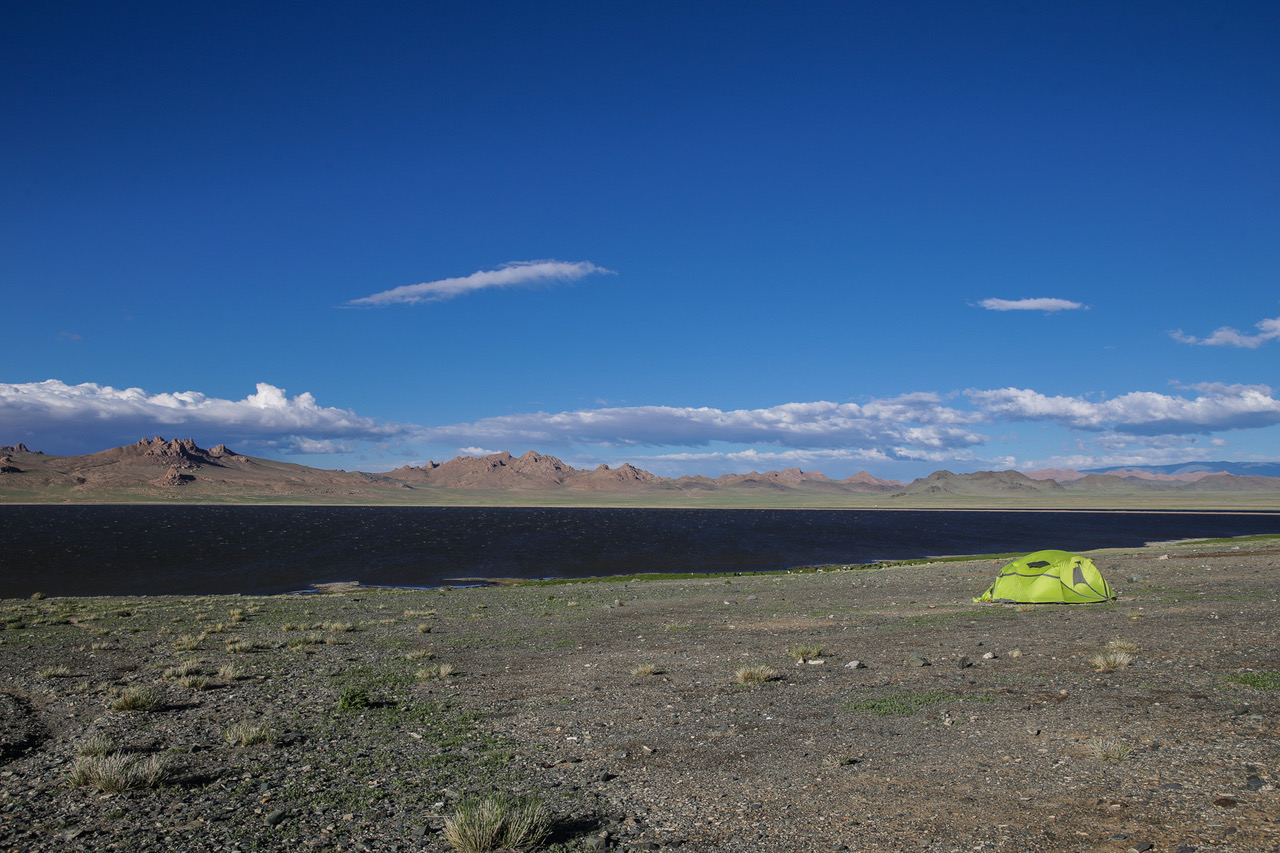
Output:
top-left (2, 438), bottom-right (1278, 505)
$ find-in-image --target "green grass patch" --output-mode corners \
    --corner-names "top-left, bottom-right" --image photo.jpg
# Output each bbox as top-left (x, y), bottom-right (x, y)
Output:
top-left (1224, 671), bottom-right (1280, 691)
top-left (848, 690), bottom-right (961, 716)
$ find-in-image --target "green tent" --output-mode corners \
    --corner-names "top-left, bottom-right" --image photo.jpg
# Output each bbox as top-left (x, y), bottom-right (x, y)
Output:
top-left (974, 550), bottom-right (1114, 604)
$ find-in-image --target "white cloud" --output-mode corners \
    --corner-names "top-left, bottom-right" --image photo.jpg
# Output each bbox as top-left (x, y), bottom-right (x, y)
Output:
top-left (416, 396), bottom-right (989, 452)
top-left (977, 297), bottom-right (1086, 312)
top-left (348, 260), bottom-right (614, 306)
top-left (1171, 315), bottom-right (1280, 348)
top-left (0, 380), bottom-right (407, 454)
top-left (967, 384), bottom-right (1280, 434)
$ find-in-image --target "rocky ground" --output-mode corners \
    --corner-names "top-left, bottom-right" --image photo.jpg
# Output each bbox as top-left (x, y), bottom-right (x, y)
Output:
top-left (1, 537), bottom-right (1277, 853)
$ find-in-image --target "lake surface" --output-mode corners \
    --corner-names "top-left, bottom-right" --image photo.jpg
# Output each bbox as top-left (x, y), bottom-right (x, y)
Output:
top-left (3, 505), bottom-right (1278, 597)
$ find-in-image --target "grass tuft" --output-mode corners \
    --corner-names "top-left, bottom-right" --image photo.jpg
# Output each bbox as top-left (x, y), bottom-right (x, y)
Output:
top-left (336, 687), bottom-right (372, 712)
top-left (1086, 736), bottom-right (1133, 761)
top-left (76, 733), bottom-right (118, 757)
top-left (734, 665), bottom-right (778, 685)
top-left (788, 644), bottom-right (824, 662)
top-left (224, 720), bottom-right (275, 746)
top-left (109, 685), bottom-right (165, 712)
top-left (1090, 650), bottom-right (1134, 672)
top-left (442, 793), bottom-right (550, 853)
top-left (67, 752), bottom-right (169, 793)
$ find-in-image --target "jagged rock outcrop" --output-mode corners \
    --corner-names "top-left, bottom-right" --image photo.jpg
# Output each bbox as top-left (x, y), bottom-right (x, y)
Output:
top-left (154, 465), bottom-right (196, 486)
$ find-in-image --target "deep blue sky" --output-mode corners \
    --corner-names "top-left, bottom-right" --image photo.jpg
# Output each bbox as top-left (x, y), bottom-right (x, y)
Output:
top-left (4, 1), bottom-right (1279, 480)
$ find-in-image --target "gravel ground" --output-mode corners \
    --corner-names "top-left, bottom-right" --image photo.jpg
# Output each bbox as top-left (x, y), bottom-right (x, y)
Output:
top-left (1, 537), bottom-right (1278, 853)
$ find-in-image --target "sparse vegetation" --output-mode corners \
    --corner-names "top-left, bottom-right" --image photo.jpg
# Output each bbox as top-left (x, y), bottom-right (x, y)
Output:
top-left (1090, 650), bottom-right (1134, 672)
top-left (1224, 671), bottom-right (1280, 691)
top-left (788, 644), bottom-right (823, 662)
top-left (1086, 736), bottom-right (1133, 761)
top-left (416, 663), bottom-right (455, 680)
top-left (336, 686), bottom-right (372, 711)
top-left (109, 685), bottom-right (165, 712)
top-left (224, 720), bottom-right (275, 746)
top-left (67, 752), bottom-right (170, 793)
top-left (631, 663), bottom-right (663, 676)
top-left (442, 793), bottom-right (551, 853)
top-left (37, 664), bottom-right (72, 678)
top-left (734, 665), bottom-right (778, 685)
top-left (76, 733), bottom-right (118, 757)
top-left (849, 690), bottom-right (959, 717)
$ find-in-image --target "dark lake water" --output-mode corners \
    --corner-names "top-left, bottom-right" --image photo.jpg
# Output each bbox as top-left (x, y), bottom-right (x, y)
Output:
top-left (2, 505), bottom-right (1278, 597)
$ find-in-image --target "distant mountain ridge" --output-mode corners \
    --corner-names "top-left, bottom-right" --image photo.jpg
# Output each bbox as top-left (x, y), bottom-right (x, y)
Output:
top-left (2, 438), bottom-right (1278, 502)
top-left (1082, 460), bottom-right (1280, 478)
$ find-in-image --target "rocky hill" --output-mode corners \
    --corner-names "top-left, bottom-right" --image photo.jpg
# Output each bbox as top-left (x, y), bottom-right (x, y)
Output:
top-left (2, 438), bottom-right (1278, 505)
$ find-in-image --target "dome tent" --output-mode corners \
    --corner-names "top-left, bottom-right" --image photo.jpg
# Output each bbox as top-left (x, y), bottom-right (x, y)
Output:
top-left (974, 550), bottom-right (1115, 604)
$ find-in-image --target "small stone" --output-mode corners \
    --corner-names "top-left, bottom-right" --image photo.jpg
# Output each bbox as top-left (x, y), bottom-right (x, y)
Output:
top-left (844, 660), bottom-right (865, 669)
top-left (982, 651), bottom-right (996, 660)
top-left (956, 656), bottom-right (971, 670)
top-left (1008, 649), bottom-right (1022, 659)
top-left (1127, 573), bottom-right (1145, 583)
top-left (906, 655), bottom-right (929, 667)
top-left (264, 809), bottom-right (287, 826)
top-left (583, 830), bottom-right (610, 849)
top-left (1127, 844), bottom-right (1153, 853)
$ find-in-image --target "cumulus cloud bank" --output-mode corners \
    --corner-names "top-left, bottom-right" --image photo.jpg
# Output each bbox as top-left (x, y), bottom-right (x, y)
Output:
top-left (977, 297), bottom-right (1086, 312)
top-left (6, 379), bottom-right (1279, 472)
top-left (348, 260), bottom-right (614, 306)
top-left (1171, 315), bottom-right (1280, 349)
top-left (0, 380), bottom-right (406, 454)
top-left (968, 384), bottom-right (1280, 434)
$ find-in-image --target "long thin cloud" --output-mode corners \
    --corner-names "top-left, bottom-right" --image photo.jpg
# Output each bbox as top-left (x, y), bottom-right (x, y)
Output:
top-left (977, 297), bottom-right (1086, 312)
top-left (348, 260), bottom-right (614, 306)
top-left (1171, 315), bottom-right (1280, 349)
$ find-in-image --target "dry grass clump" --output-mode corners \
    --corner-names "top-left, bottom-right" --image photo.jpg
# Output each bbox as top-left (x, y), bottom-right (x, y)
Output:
top-left (176, 674), bottom-right (210, 690)
top-left (1107, 638), bottom-right (1138, 653)
top-left (228, 608), bottom-right (246, 622)
top-left (174, 633), bottom-right (205, 651)
top-left (67, 752), bottom-right (170, 793)
top-left (223, 720), bottom-right (275, 746)
top-left (76, 733), bottom-right (118, 757)
top-left (406, 648), bottom-right (435, 661)
top-left (225, 639), bottom-right (257, 654)
top-left (1090, 650), bottom-right (1134, 672)
top-left (217, 663), bottom-right (245, 681)
top-left (37, 665), bottom-right (72, 678)
top-left (162, 661), bottom-right (202, 679)
top-left (631, 663), bottom-right (664, 677)
top-left (108, 685), bottom-right (165, 712)
top-left (324, 621), bottom-right (356, 633)
top-left (1086, 736), bottom-right (1133, 761)
top-left (417, 663), bottom-right (456, 680)
top-left (442, 793), bottom-right (550, 853)
top-left (788, 644), bottom-right (824, 662)
top-left (734, 665), bottom-right (779, 685)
